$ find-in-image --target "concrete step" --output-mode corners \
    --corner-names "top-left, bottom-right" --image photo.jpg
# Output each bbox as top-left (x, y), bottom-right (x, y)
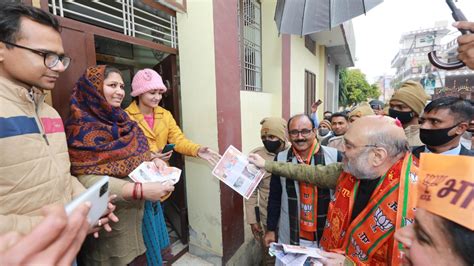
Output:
top-left (172, 252), bottom-right (214, 266)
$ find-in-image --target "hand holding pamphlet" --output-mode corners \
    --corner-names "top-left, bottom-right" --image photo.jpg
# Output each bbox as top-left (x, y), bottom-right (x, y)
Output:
top-left (269, 242), bottom-right (325, 266)
top-left (129, 161), bottom-right (181, 184)
top-left (211, 145), bottom-right (265, 199)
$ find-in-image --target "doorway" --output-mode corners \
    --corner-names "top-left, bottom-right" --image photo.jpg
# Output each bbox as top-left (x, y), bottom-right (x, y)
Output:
top-left (95, 36), bottom-right (189, 252)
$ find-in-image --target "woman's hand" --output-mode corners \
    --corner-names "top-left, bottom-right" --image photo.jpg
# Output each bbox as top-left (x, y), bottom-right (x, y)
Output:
top-left (247, 153), bottom-right (265, 169)
top-left (152, 157), bottom-right (167, 170)
top-left (152, 149), bottom-right (173, 162)
top-left (88, 195), bottom-right (119, 238)
top-left (142, 181), bottom-right (175, 202)
top-left (197, 147), bottom-right (221, 167)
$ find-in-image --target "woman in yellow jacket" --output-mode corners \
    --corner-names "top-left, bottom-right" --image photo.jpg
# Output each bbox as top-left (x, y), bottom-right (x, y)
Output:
top-left (125, 68), bottom-right (220, 265)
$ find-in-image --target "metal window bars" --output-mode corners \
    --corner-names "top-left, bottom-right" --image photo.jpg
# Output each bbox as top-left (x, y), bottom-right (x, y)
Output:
top-left (238, 0), bottom-right (262, 92)
top-left (49, 0), bottom-right (177, 49)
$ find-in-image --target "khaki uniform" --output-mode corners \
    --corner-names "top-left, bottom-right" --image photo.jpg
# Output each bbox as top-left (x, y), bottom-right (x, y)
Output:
top-left (405, 124), bottom-right (423, 147)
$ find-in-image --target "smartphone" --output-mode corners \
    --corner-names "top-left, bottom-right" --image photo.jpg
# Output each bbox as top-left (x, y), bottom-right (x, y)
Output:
top-left (65, 176), bottom-right (109, 226)
top-left (162, 143), bottom-right (175, 153)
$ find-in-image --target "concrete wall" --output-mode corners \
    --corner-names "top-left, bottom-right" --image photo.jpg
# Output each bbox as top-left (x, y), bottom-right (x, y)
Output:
top-left (240, 0), bottom-right (283, 155)
top-left (177, 1), bottom-right (223, 261)
top-left (289, 37), bottom-right (325, 117)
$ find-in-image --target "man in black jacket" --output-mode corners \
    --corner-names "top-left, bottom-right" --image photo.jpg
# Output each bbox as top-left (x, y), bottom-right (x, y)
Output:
top-left (412, 96), bottom-right (474, 158)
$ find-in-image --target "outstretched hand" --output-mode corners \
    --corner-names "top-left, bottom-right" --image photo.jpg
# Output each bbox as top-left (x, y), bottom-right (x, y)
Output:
top-left (197, 147), bottom-right (221, 167)
top-left (248, 153), bottom-right (266, 169)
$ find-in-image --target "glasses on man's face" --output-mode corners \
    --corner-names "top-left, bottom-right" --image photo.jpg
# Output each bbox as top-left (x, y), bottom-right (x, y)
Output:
top-left (1, 40), bottom-right (71, 70)
top-left (288, 128), bottom-right (313, 138)
top-left (342, 138), bottom-right (378, 150)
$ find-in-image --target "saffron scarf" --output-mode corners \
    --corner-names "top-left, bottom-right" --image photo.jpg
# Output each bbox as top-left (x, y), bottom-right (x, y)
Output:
top-left (65, 65), bottom-right (150, 178)
top-left (293, 141), bottom-right (320, 241)
top-left (320, 153), bottom-right (416, 265)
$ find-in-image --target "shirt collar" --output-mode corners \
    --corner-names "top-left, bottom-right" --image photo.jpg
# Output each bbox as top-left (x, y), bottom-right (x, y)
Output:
top-left (424, 143), bottom-right (462, 155)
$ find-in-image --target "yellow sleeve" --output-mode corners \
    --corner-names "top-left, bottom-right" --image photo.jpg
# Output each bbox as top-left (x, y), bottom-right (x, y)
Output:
top-left (164, 111), bottom-right (200, 157)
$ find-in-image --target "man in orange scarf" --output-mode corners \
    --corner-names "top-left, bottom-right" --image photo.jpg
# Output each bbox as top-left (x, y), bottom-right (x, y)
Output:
top-left (251, 116), bottom-right (417, 265)
top-left (264, 114), bottom-right (340, 256)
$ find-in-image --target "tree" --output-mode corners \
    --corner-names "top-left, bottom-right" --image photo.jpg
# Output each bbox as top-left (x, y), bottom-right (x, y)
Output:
top-left (338, 68), bottom-right (380, 107)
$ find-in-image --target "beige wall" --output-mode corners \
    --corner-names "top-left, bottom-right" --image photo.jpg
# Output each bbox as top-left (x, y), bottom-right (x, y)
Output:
top-left (240, 91), bottom-right (276, 154)
top-left (240, 0), bottom-right (283, 155)
top-left (177, 1), bottom-right (223, 258)
top-left (289, 37), bottom-right (326, 118)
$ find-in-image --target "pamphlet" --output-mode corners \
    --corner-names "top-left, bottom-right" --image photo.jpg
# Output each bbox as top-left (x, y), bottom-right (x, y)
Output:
top-left (129, 161), bottom-right (181, 184)
top-left (269, 243), bottom-right (324, 266)
top-left (211, 145), bottom-right (265, 199)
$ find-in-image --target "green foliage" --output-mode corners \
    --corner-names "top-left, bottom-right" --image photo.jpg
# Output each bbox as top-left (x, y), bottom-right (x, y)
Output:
top-left (338, 68), bottom-right (381, 107)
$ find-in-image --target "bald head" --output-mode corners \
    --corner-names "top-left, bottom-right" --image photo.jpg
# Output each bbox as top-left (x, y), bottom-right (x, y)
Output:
top-left (345, 115), bottom-right (408, 161)
top-left (342, 116), bottom-right (409, 179)
top-left (347, 116), bottom-right (406, 143)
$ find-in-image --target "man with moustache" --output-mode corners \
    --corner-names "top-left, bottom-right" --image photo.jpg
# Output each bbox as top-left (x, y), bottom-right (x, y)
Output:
top-left (264, 114), bottom-right (340, 258)
top-left (250, 116), bottom-right (416, 265)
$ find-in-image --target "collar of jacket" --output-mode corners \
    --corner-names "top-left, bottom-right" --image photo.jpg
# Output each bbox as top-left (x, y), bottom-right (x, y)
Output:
top-left (126, 100), bottom-right (165, 137)
top-left (0, 76), bottom-right (46, 105)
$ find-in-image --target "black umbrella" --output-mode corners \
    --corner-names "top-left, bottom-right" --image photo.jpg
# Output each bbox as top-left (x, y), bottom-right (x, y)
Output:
top-left (275, 0), bottom-right (383, 35)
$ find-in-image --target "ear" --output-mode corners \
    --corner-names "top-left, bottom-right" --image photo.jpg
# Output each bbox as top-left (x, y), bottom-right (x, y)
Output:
top-left (0, 42), bottom-right (6, 62)
top-left (371, 147), bottom-right (388, 167)
top-left (454, 121), bottom-right (469, 135)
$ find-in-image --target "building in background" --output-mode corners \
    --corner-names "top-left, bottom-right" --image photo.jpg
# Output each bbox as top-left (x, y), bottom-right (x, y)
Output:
top-left (21, 0), bottom-right (354, 264)
top-left (375, 74), bottom-right (393, 102)
top-left (391, 21), bottom-right (474, 100)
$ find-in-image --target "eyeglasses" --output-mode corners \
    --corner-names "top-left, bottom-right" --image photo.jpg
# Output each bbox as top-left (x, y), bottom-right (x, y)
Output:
top-left (288, 128), bottom-right (313, 137)
top-left (343, 138), bottom-right (378, 150)
top-left (1, 40), bottom-right (71, 69)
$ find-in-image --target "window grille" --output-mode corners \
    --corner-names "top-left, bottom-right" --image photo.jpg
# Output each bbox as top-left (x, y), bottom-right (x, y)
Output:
top-left (48, 0), bottom-right (177, 49)
top-left (239, 0), bottom-right (262, 92)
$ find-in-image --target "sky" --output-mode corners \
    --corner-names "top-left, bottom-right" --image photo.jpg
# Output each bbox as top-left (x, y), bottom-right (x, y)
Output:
top-left (352, 0), bottom-right (474, 83)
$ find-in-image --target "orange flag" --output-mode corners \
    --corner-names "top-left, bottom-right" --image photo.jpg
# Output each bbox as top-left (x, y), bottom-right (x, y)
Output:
top-left (418, 153), bottom-right (474, 230)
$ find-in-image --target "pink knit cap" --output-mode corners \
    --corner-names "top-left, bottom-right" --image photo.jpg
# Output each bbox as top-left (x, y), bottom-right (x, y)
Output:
top-left (131, 68), bottom-right (167, 97)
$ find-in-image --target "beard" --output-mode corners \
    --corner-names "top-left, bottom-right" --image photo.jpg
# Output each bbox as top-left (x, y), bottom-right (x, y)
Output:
top-left (342, 150), bottom-right (379, 180)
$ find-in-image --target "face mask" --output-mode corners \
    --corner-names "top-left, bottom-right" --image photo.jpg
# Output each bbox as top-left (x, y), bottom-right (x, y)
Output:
top-left (318, 128), bottom-right (330, 137)
top-left (388, 108), bottom-right (415, 125)
top-left (419, 124), bottom-right (459, 147)
top-left (263, 140), bottom-right (282, 153)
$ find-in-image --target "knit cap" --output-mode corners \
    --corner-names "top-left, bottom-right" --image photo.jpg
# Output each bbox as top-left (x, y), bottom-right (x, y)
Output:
top-left (319, 119), bottom-right (332, 130)
top-left (260, 117), bottom-right (288, 142)
top-left (131, 68), bottom-right (167, 97)
top-left (349, 102), bottom-right (375, 119)
top-left (390, 80), bottom-right (429, 115)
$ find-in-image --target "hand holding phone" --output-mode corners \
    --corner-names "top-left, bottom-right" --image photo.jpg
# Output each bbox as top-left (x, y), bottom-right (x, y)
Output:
top-left (161, 144), bottom-right (175, 154)
top-left (65, 176), bottom-right (109, 227)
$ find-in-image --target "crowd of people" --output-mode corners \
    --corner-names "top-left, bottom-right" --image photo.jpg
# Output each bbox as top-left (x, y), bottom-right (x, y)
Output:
top-left (0, 2), bottom-right (473, 266)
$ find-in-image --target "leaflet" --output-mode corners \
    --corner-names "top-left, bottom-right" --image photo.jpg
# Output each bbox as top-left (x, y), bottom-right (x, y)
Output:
top-left (129, 161), bottom-right (181, 184)
top-left (269, 243), bottom-right (324, 266)
top-left (211, 145), bottom-right (265, 199)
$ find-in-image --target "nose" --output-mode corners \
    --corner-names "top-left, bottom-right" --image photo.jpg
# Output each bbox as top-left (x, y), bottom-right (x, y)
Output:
top-left (50, 60), bottom-right (66, 73)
